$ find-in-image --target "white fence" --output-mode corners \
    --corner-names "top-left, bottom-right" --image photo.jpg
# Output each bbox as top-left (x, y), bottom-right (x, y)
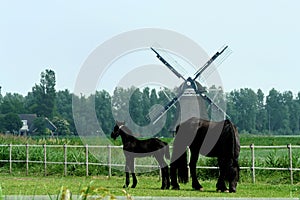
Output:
top-left (0, 144), bottom-right (299, 184)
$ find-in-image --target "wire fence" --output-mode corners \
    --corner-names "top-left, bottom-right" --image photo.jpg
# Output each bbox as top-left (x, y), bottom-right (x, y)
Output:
top-left (0, 144), bottom-right (299, 184)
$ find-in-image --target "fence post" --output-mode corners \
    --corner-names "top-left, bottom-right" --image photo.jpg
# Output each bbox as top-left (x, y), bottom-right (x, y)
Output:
top-left (26, 144), bottom-right (29, 175)
top-left (64, 144), bottom-right (67, 176)
top-left (250, 144), bottom-right (255, 183)
top-left (187, 147), bottom-right (191, 179)
top-left (9, 144), bottom-right (12, 174)
top-left (85, 144), bottom-right (89, 177)
top-left (107, 145), bottom-right (111, 178)
top-left (287, 144), bottom-right (293, 185)
top-left (44, 144), bottom-right (47, 176)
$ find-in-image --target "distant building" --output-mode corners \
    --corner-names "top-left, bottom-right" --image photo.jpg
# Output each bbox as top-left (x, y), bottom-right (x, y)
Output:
top-left (18, 114), bottom-right (57, 136)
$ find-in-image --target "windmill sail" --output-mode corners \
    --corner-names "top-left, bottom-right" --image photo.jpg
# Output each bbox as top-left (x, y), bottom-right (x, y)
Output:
top-left (193, 46), bottom-right (229, 81)
top-left (151, 47), bottom-right (186, 80)
top-left (149, 45), bottom-right (231, 124)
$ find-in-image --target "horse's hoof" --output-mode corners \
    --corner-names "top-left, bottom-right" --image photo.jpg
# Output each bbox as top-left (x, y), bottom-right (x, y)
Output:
top-left (171, 186), bottom-right (180, 190)
top-left (123, 185), bottom-right (128, 188)
top-left (217, 189), bottom-right (229, 193)
top-left (161, 185), bottom-right (170, 190)
top-left (193, 186), bottom-right (204, 191)
top-left (131, 185), bottom-right (136, 188)
top-left (229, 189), bottom-right (236, 193)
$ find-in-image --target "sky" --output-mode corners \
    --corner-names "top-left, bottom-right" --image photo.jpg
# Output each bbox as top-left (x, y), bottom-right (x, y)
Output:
top-left (1, 0), bottom-right (299, 97)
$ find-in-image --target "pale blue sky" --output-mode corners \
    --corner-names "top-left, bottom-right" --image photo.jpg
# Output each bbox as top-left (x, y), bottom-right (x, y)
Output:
top-left (1, 0), bottom-right (299, 96)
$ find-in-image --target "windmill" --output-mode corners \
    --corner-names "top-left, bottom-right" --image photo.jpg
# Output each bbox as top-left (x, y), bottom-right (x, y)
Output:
top-left (148, 46), bottom-right (231, 125)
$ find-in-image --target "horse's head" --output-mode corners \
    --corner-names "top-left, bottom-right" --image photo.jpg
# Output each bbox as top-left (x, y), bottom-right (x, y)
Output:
top-left (111, 121), bottom-right (125, 140)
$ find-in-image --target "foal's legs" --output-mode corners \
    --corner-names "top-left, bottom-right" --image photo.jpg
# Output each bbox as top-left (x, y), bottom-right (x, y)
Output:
top-left (124, 156), bottom-right (137, 188)
top-left (124, 165), bottom-right (130, 188)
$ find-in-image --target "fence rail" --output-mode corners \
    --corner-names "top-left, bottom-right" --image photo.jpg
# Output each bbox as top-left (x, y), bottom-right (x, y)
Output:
top-left (0, 144), bottom-right (299, 184)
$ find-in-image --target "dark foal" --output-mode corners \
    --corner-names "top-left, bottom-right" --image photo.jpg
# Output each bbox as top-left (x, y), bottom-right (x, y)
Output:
top-left (170, 117), bottom-right (240, 193)
top-left (111, 121), bottom-right (170, 189)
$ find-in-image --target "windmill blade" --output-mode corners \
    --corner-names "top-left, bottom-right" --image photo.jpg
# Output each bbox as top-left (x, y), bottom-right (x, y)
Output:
top-left (148, 81), bottom-right (190, 124)
top-left (151, 47), bottom-right (186, 80)
top-left (193, 45), bottom-right (229, 81)
top-left (198, 92), bottom-right (230, 119)
top-left (149, 90), bottom-right (184, 124)
top-left (198, 47), bottom-right (232, 83)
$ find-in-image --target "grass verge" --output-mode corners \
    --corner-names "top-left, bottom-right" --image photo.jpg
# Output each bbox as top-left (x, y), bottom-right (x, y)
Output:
top-left (0, 175), bottom-right (299, 198)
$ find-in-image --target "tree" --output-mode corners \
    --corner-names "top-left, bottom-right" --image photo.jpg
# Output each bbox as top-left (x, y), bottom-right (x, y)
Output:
top-left (3, 113), bottom-right (22, 133)
top-left (95, 90), bottom-right (114, 135)
top-left (0, 93), bottom-right (25, 114)
top-left (283, 91), bottom-right (299, 134)
top-left (266, 88), bottom-right (290, 134)
top-left (56, 89), bottom-right (74, 133)
top-left (32, 117), bottom-right (47, 135)
top-left (52, 116), bottom-right (71, 135)
top-left (112, 87), bottom-right (131, 122)
top-left (150, 88), bottom-right (158, 105)
top-left (256, 89), bottom-right (267, 132)
top-left (29, 69), bottom-right (56, 118)
top-left (141, 87), bottom-right (151, 125)
top-left (129, 88), bottom-right (144, 126)
top-left (0, 115), bottom-right (4, 132)
top-left (0, 86), bottom-right (3, 111)
top-left (226, 88), bottom-right (258, 133)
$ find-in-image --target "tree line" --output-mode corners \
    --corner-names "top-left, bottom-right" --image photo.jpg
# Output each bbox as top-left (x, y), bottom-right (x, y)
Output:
top-left (1, 69), bottom-right (300, 136)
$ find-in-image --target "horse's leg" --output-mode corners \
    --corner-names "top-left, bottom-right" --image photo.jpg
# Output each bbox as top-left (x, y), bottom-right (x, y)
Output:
top-left (155, 154), bottom-right (170, 190)
top-left (164, 166), bottom-right (170, 189)
top-left (127, 157), bottom-right (137, 188)
top-left (131, 173), bottom-right (137, 188)
top-left (189, 146), bottom-right (203, 191)
top-left (228, 159), bottom-right (239, 193)
top-left (170, 161), bottom-right (180, 190)
top-left (216, 157), bottom-right (228, 192)
top-left (228, 171), bottom-right (237, 193)
top-left (124, 157), bottom-right (130, 188)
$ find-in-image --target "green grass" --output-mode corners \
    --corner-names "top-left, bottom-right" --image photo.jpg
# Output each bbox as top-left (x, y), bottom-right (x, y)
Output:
top-left (1, 134), bottom-right (300, 198)
top-left (1, 134), bottom-right (300, 181)
top-left (239, 134), bottom-right (300, 146)
top-left (0, 175), bottom-right (299, 198)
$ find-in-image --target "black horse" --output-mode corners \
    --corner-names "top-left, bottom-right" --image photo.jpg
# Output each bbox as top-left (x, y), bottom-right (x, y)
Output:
top-left (111, 121), bottom-right (170, 189)
top-left (170, 117), bottom-right (240, 193)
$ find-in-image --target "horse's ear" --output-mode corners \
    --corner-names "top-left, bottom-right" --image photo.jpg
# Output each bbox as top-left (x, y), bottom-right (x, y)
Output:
top-left (115, 120), bottom-right (125, 126)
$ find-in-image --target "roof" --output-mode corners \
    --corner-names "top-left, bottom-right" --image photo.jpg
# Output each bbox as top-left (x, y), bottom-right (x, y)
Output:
top-left (18, 114), bottom-right (57, 132)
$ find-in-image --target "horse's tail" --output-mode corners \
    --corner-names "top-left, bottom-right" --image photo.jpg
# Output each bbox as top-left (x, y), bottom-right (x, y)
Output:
top-left (230, 122), bottom-right (240, 165)
top-left (226, 120), bottom-right (240, 180)
top-left (232, 123), bottom-right (240, 170)
top-left (176, 149), bottom-right (189, 183)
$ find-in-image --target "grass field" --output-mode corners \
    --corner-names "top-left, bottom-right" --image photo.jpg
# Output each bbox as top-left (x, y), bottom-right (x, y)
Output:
top-left (0, 175), bottom-right (299, 198)
top-left (1, 134), bottom-right (300, 198)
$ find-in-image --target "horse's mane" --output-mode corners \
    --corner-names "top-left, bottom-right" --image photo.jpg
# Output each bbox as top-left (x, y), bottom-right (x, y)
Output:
top-left (120, 125), bottom-right (137, 139)
top-left (121, 125), bottom-right (132, 134)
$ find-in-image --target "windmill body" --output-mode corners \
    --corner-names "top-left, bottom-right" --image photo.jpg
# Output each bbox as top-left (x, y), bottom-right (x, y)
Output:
top-left (149, 46), bottom-right (230, 126)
